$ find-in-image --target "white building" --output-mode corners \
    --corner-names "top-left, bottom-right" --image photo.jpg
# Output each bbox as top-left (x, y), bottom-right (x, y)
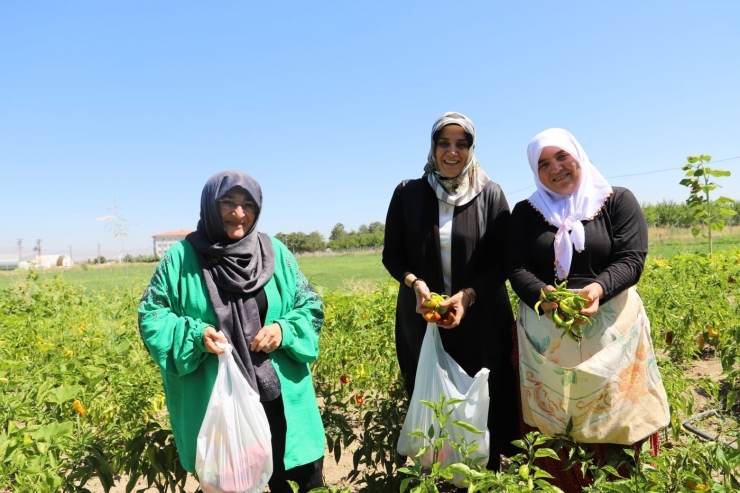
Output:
top-left (152, 230), bottom-right (192, 257)
top-left (18, 254), bottom-right (74, 269)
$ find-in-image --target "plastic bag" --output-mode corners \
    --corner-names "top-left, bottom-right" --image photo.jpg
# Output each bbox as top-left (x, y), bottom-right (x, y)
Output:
top-left (196, 343), bottom-right (273, 493)
top-left (397, 323), bottom-right (490, 475)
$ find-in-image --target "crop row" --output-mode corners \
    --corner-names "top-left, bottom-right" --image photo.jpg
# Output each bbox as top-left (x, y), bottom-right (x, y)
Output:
top-left (0, 251), bottom-right (739, 491)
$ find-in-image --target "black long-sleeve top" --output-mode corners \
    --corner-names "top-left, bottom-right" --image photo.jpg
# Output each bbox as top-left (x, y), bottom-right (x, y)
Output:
top-left (506, 187), bottom-right (647, 310)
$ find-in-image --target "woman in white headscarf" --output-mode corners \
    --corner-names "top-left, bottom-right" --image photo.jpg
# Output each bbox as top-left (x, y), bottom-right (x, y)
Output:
top-left (383, 112), bottom-right (520, 471)
top-left (506, 128), bottom-right (669, 492)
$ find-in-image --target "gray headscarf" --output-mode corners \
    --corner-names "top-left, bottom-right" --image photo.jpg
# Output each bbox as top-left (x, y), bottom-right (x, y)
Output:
top-left (186, 171), bottom-right (280, 401)
top-left (423, 112), bottom-right (491, 208)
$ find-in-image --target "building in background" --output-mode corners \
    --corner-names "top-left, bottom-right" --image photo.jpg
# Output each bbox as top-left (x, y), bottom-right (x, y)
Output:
top-left (14, 254), bottom-right (74, 269)
top-left (152, 230), bottom-right (192, 258)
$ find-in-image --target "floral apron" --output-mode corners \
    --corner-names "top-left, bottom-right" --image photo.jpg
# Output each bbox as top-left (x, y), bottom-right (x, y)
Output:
top-left (517, 287), bottom-right (670, 444)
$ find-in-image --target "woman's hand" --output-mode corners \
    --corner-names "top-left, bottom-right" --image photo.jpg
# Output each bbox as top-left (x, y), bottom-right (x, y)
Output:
top-left (436, 291), bottom-right (469, 329)
top-left (203, 326), bottom-right (228, 354)
top-left (250, 323), bottom-right (283, 354)
top-left (540, 285), bottom-right (558, 320)
top-left (578, 282), bottom-right (604, 317)
top-left (411, 279), bottom-right (434, 317)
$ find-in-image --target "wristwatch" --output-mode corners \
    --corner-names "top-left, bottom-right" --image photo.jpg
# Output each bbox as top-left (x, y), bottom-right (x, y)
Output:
top-left (461, 288), bottom-right (476, 307)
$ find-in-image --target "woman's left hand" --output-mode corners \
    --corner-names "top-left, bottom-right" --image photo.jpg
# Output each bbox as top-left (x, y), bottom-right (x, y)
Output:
top-left (436, 291), bottom-right (468, 329)
top-left (250, 323), bottom-right (283, 353)
top-left (579, 282), bottom-right (604, 317)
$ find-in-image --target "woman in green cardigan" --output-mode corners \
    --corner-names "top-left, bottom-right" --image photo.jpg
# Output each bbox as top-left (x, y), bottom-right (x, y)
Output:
top-left (138, 171), bottom-right (325, 492)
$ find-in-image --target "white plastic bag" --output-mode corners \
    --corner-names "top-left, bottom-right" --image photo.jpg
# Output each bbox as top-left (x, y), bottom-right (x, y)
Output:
top-left (196, 343), bottom-right (273, 493)
top-left (397, 323), bottom-right (490, 473)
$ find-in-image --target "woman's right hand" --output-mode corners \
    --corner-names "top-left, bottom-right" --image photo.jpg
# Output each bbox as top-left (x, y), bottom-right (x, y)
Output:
top-left (412, 279), bottom-right (434, 317)
top-left (203, 326), bottom-right (228, 354)
top-left (539, 285), bottom-right (558, 320)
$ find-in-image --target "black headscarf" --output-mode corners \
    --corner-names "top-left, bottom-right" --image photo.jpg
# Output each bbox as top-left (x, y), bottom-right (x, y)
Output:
top-left (186, 171), bottom-right (280, 401)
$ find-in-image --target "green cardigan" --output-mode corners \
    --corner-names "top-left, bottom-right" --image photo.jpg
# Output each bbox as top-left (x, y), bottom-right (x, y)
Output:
top-left (138, 237), bottom-right (325, 472)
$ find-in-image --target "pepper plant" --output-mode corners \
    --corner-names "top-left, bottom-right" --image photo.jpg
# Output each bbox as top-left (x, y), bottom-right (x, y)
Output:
top-left (679, 154), bottom-right (736, 256)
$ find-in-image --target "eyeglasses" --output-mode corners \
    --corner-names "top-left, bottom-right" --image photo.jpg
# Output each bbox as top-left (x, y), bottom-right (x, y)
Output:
top-left (218, 199), bottom-right (258, 213)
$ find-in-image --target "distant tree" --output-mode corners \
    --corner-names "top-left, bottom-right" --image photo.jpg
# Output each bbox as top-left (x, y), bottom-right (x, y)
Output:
top-left (275, 231), bottom-right (326, 253)
top-left (330, 223), bottom-right (346, 241)
top-left (327, 221), bottom-right (384, 250)
top-left (654, 200), bottom-right (686, 228)
top-left (641, 203), bottom-right (659, 228)
top-left (367, 221), bottom-right (385, 233)
top-left (305, 231), bottom-right (326, 251)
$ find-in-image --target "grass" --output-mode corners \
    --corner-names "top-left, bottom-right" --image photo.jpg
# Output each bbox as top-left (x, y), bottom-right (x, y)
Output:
top-left (647, 228), bottom-right (740, 258)
top-left (295, 250), bottom-right (390, 292)
top-left (2, 228), bottom-right (738, 293)
top-left (0, 263), bottom-right (156, 292)
top-left (0, 253), bottom-right (391, 294)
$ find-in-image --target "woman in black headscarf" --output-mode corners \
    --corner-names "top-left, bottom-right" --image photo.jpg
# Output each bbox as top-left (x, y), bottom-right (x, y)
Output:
top-left (382, 112), bottom-right (520, 470)
top-left (138, 171), bottom-right (325, 493)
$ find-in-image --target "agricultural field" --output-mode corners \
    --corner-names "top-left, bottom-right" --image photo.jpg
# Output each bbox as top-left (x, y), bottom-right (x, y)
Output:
top-left (0, 230), bottom-right (739, 492)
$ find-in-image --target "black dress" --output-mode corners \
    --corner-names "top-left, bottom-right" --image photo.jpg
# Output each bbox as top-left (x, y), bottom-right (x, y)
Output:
top-left (382, 177), bottom-right (519, 467)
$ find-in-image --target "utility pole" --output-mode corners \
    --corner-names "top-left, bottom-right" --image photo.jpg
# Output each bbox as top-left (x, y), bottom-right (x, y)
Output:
top-left (97, 244), bottom-right (101, 264)
top-left (33, 239), bottom-right (41, 269)
top-left (16, 239), bottom-right (22, 262)
top-left (69, 245), bottom-right (73, 266)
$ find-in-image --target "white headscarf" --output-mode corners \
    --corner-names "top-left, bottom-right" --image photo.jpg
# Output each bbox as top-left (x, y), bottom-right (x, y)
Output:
top-left (424, 112), bottom-right (491, 207)
top-left (526, 128), bottom-right (613, 280)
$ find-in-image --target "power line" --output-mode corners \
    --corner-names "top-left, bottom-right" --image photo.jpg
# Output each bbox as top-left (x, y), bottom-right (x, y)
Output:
top-left (508, 156), bottom-right (740, 195)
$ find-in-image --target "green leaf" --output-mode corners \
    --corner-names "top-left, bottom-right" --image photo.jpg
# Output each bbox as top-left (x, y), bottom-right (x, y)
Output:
top-left (710, 220), bottom-right (725, 232)
top-left (687, 156), bottom-right (699, 163)
top-left (565, 416), bottom-right (574, 435)
top-left (47, 384), bottom-right (84, 405)
top-left (446, 462), bottom-right (470, 476)
top-left (534, 448), bottom-right (560, 460)
top-left (692, 227), bottom-right (701, 237)
top-left (706, 169), bottom-right (731, 177)
top-left (533, 468), bottom-right (555, 479)
top-left (681, 164), bottom-right (692, 171)
top-left (701, 154), bottom-right (712, 162)
top-left (400, 478), bottom-right (413, 492)
top-left (451, 420), bottom-right (483, 434)
top-left (27, 422), bottom-right (73, 442)
top-left (511, 439), bottom-right (526, 449)
top-left (444, 398), bottom-right (467, 407)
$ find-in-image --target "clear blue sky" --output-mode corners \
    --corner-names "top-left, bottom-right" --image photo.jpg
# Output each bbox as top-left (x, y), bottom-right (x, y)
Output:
top-left (2, 1), bottom-right (739, 260)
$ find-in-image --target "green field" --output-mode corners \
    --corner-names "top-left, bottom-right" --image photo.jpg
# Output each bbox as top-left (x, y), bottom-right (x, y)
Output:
top-left (1, 230), bottom-right (738, 293)
top-left (0, 254), bottom-right (391, 293)
top-left (647, 231), bottom-right (740, 258)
